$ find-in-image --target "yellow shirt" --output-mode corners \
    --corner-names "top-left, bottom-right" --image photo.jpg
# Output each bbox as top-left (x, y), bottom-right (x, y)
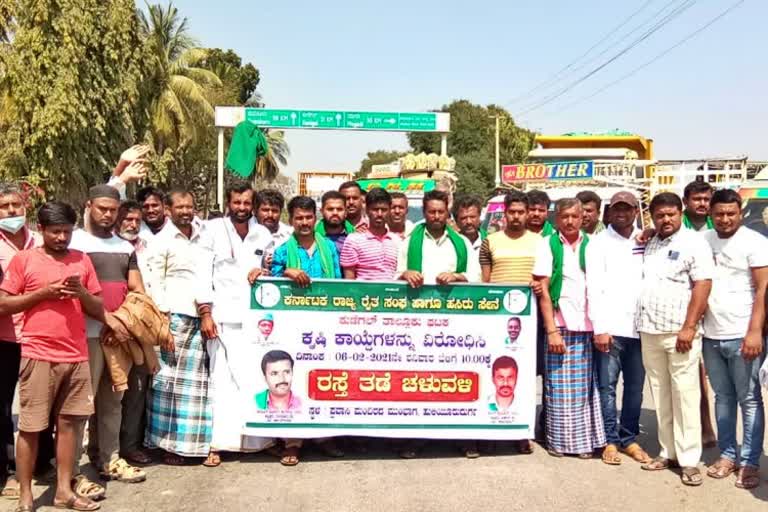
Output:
top-left (479, 230), bottom-right (541, 283)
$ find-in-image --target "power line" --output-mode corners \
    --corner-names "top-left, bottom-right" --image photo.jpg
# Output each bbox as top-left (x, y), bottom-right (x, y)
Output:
top-left (516, 0), bottom-right (698, 116)
top-left (513, 0), bottom-right (689, 109)
top-left (506, 0), bottom-right (656, 105)
top-left (540, 0), bottom-right (746, 116)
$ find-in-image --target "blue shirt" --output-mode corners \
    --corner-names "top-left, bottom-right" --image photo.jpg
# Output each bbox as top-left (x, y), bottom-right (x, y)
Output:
top-left (272, 237), bottom-right (342, 279)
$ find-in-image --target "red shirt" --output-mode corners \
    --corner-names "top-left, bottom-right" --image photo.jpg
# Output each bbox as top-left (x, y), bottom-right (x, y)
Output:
top-left (0, 248), bottom-right (101, 362)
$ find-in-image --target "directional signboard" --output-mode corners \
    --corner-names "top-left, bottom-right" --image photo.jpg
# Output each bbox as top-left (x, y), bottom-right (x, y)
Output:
top-left (214, 107), bottom-right (449, 132)
top-left (243, 108), bottom-right (447, 132)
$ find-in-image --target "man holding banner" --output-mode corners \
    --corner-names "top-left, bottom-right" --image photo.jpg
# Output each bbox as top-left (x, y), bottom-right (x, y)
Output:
top-left (198, 181), bottom-right (274, 466)
top-left (532, 198), bottom-right (606, 459)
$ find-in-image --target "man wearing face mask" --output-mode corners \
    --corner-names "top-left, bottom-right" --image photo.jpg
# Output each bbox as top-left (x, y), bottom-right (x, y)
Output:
top-left (198, 181), bottom-right (273, 466)
top-left (0, 184), bottom-right (41, 499)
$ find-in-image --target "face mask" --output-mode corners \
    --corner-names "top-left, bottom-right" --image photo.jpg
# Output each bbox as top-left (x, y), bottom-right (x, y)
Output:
top-left (0, 216), bottom-right (26, 234)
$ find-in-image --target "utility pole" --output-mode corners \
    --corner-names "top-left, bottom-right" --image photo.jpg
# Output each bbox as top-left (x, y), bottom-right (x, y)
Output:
top-left (495, 115), bottom-right (500, 186)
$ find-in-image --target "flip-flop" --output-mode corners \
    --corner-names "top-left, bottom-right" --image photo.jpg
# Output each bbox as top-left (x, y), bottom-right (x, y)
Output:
top-left (280, 447), bottom-right (300, 467)
top-left (2, 476), bottom-right (20, 499)
top-left (621, 443), bottom-right (651, 463)
top-left (162, 453), bottom-right (187, 466)
top-left (202, 451), bottom-right (221, 468)
top-left (121, 450), bottom-right (153, 466)
top-left (517, 440), bottom-right (534, 455)
top-left (53, 494), bottom-right (101, 511)
top-left (602, 444), bottom-right (622, 465)
top-left (681, 467), bottom-right (703, 487)
top-left (641, 456), bottom-right (678, 471)
top-left (706, 458), bottom-right (739, 479)
top-left (735, 467), bottom-right (760, 490)
top-left (14, 505), bottom-right (33, 512)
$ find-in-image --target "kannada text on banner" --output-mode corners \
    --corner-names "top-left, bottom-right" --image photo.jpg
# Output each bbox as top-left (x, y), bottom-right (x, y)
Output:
top-left (236, 279), bottom-right (537, 440)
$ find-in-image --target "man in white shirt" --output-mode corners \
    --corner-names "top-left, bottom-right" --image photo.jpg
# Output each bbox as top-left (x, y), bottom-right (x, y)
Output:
top-left (254, 189), bottom-right (292, 270)
top-left (701, 189), bottom-right (767, 489)
top-left (397, 190), bottom-right (480, 287)
top-left (586, 192), bottom-right (650, 466)
top-left (136, 187), bottom-right (168, 239)
top-left (198, 182), bottom-right (274, 465)
top-left (637, 192), bottom-right (713, 486)
top-left (452, 194), bottom-right (485, 253)
top-left (533, 198), bottom-right (605, 458)
top-left (145, 189), bottom-right (213, 465)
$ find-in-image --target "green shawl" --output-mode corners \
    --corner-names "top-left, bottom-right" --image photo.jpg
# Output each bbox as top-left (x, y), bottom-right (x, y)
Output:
top-left (285, 234), bottom-right (335, 278)
top-left (541, 220), bottom-right (555, 236)
top-left (225, 121), bottom-right (269, 178)
top-left (548, 232), bottom-right (589, 310)
top-left (682, 212), bottom-right (713, 230)
top-left (407, 223), bottom-right (468, 273)
top-left (315, 220), bottom-right (355, 236)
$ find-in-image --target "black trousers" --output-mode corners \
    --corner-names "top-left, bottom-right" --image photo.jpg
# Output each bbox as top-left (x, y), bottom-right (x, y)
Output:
top-left (0, 342), bottom-right (20, 474)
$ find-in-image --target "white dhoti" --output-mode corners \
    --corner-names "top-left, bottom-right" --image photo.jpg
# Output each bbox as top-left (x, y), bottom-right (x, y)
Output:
top-left (208, 323), bottom-right (274, 452)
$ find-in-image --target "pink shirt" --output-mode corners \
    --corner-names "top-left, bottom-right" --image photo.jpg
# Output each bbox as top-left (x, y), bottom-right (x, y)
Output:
top-left (0, 228), bottom-right (40, 342)
top-left (340, 230), bottom-right (399, 281)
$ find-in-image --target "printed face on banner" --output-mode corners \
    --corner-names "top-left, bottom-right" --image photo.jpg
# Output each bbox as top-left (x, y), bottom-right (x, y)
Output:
top-left (237, 279), bottom-right (537, 441)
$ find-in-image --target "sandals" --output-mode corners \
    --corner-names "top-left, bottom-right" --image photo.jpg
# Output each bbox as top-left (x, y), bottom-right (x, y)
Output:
top-left (2, 475), bottom-right (20, 499)
top-left (706, 458), bottom-right (739, 479)
top-left (621, 443), bottom-right (651, 463)
top-left (99, 458), bottom-right (146, 483)
top-left (162, 453), bottom-right (187, 466)
top-left (121, 450), bottom-right (153, 466)
top-left (53, 494), bottom-right (101, 511)
top-left (735, 466), bottom-right (760, 490)
top-left (398, 449), bottom-right (417, 460)
top-left (641, 456), bottom-right (678, 471)
top-left (280, 446), bottom-right (300, 466)
top-left (14, 505), bottom-right (34, 512)
top-left (577, 452), bottom-right (593, 460)
top-left (203, 451), bottom-right (221, 468)
top-left (546, 449), bottom-right (564, 458)
top-left (602, 444), bottom-right (622, 465)
top-left (681, 467), bottom-right (703, 487)
top-left (71, 475), bottom-right (106, 501)
top-left (516, 440), bottom-right (534, 455)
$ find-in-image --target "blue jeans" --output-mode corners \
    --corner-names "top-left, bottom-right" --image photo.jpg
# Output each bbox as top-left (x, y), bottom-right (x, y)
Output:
top-left (595, 336), bottom-right (645, 447)
top-left (702, 337), bottom-right (766, 468)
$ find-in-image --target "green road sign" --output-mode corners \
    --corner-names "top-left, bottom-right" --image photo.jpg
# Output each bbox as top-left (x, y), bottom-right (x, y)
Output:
top-left (243, 108), bottom-right (446, 132)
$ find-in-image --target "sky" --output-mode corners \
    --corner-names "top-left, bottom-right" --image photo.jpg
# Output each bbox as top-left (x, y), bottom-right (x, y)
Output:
top-left (171, 0), bottom-right (767, 177)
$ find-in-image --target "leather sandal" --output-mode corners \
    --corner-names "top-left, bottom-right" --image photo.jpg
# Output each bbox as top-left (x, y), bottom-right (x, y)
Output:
top-left (641, 456), bottom-right (678, 471)
top-left (735, 466), bottom-right (760, 490)
top-left (681, 467), bottom-right (703, 487)
top-left (602, 444), bottom-right (622, 465)
top-left (706, 458), bottom-right (738, 479)
top-left (621, 443), bottom-right (651, 463)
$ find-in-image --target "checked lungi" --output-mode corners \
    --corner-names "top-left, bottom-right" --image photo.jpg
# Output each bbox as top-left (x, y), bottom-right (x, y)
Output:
top-left (545, 329), bottom-right (606, 455)
top-left (145, 313), bottom-right (212, 457)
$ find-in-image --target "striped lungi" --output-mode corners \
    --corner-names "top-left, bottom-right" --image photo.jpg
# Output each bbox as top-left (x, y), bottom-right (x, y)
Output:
top-left (545, 329), bottom-right (606, 455)
top-left (145, 313), bottom-right (212, 457)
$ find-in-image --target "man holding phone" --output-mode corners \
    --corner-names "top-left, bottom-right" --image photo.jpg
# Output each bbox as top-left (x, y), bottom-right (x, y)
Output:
top-left (0, 201), bottom-right (107, 512)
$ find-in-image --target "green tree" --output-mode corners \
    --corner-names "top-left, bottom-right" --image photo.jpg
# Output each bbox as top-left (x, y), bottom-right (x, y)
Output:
top-left (200, 48), bottom-right (260, 105)
top-left (407, 99), bottom-right (535, 196)
top-left (0, 0), bottom-right (147, 203)
top-left (356, 149), bottom-right (406, 179)
top-left (139, 2), bottom-right (221, 157)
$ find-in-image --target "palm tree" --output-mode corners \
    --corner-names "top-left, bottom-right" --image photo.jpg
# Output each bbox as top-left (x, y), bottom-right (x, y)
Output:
top-left (254, 129), bottom-right (290, 181)
top-left (139, 2), bottom-right (221, 154)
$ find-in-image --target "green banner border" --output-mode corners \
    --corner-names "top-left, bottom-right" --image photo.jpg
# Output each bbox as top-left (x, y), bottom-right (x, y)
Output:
top-left (246, 423), bottom-right (529, 430)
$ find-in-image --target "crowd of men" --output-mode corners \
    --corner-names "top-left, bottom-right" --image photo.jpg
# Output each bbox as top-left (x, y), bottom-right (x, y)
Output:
top-left (0, 147), bottom-right (765, 510)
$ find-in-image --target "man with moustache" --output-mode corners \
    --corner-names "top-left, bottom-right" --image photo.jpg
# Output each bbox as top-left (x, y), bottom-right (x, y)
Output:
top-left (341, 188), bottom-right (399, 281)
top-left (112, 201), bottom-right (158, 466)
top-left (533, 198), bottom-right (606, 459)
top-left (136, 187), bottom-right (167, 239)
top-left (453, 195), bottom-right (485, 253)
top-left (637, 192), bottom-right (713, 486)
top-left (145, 189), bottom-right (213, 466)
top-left (339, 181), bottom-right (368, 232)
top-left (69, 185), bottom-right (147, 488)
top-left (488, 356), bottom-right (519, 413)
top-left (387, 192), bottom-right (413, 239)
top-left (270, 196), bottom-right (342, 465)
top-left (526, 190), bottom-right (555, 236)
top-left (0, 184), bottom-right (47, 499)
top-left (586, 192), bottom-right (651, 466)
top-left (315, 191), bottom-right (353, 257)
top-left (198, 181), bottom-right (273, 466)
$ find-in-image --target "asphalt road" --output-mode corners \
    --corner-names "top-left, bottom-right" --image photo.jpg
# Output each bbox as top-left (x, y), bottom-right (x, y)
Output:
top-left (3, 385), bottom-right (766, 512)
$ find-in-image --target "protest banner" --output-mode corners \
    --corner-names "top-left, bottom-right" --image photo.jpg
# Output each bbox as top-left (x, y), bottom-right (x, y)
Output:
top-left (239, 279), bottom-right (536, 440)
